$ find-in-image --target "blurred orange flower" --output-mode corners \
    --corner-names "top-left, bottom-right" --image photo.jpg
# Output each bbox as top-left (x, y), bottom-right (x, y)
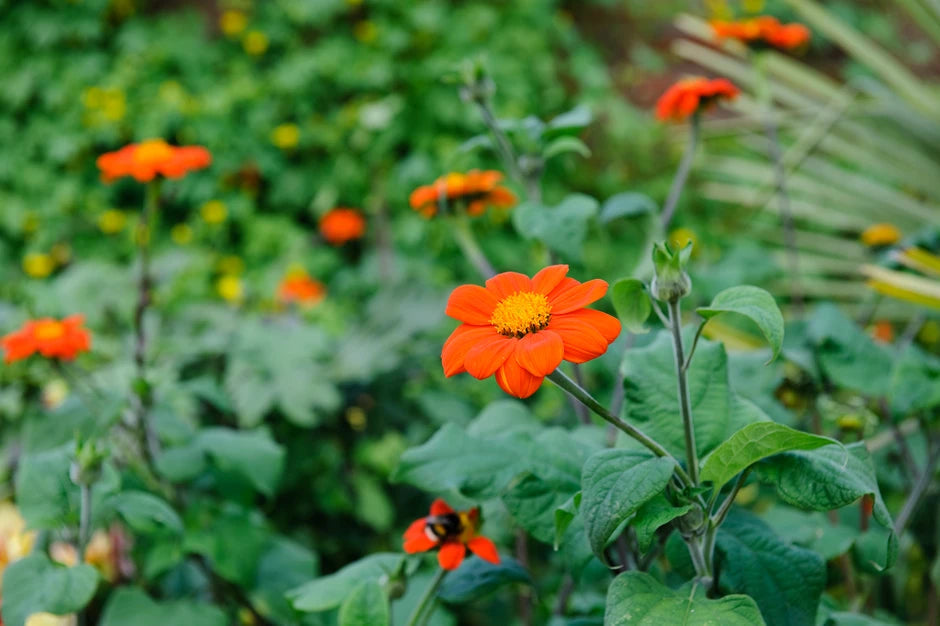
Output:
top-left (96, 139), bottom-right (211, 183)
top-left (403, 498), bottom-right (499, 571)
top-left (711, 16), bottom-right (810, 50)
top-left (2, 315), bottom-right (91, 363)
top-left (278, 269), bottom-right (326, 307)
top-left (861, 223), bottom-right (901, 247)
top-left (656, 77), bottom-right (739, 122)
top-left (319, 208), bottom-right (366, 245)
top-left (442, 265), bottom-right (621, 398)
top-left (409, 170), bottom-right (516, 218)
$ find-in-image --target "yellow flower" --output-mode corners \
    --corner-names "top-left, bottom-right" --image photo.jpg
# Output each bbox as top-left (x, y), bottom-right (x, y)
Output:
top-left (23, 252), bottom-right (55, 278)
top-left (220, 9), bottom-right (248, 37)
top-left (25, 613), bottom-right (76, 626)
top-left (217, 255), bottom-right (245, 275)
top-left (837, 414), bottom-right (863, 431)
top-left (98, 209), bottom-right (127, 234)
top-left (82, 86), bottom-right (103, 109)
top-left (353, 20), bottom-right (378, 44)
top-left (242, 30), bottom-right (269, 55)
top-left (668, 227), bottom-right (699, 253)
top-left (0, 502), bottom-right (36, 568)
top-left (271, 123), bottom-right (300, 150)
top-left (346, 407), bottom-right (367, 431)
top-left (200, 200), bottom-right (228, 224)
top-left (861, 223), bottom-right (901, 247)
top-left (42, 379), bottom-right (69, 410)
top-left (50, 541), bottom-right (79, 567)
top-left (217, 274), bottom-right (244, 302)
top-left (171, 223), bottom-right (193, 245)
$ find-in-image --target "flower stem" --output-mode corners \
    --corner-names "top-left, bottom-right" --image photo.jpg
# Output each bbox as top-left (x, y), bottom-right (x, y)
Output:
top-left (546, 369), bottom-right (693, 489)
top-left (660, 112), bottom-right (700, 229)
top-left (406, 567), bottom-right (447, 626)
top-left (667, 299), bottom-right (699, 485)
top-left (78, 482), bottom-right (91, 556)
top-left (451, 214), bottom-right (496, 279)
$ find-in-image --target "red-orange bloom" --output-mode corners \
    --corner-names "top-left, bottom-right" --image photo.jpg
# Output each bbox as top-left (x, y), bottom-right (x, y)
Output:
top-left (96, 139), bottom-right (211, 183)
top-left (711, 16), bottom-right (811, 51)
top-left (409, 170), bottom-right (516, 218)
top-left (656, 77), bottom-right (740, 122)
top-left (1, 315), bottom-right (91, 363)
top-left (442, 265), bottom-right (621, 398)
top-left (319, 208), bottom-right (366, 245)
top-left (403, 499), bottom-right (500, 571)
top-left (277, 270), bottom-right (326, 307)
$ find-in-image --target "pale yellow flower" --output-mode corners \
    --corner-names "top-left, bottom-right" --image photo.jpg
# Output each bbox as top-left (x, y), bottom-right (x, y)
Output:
top-left (270, 123), bottom-right (300, 150)
top-left (200, 200), bottom-right (228, 224)
top-left (23, 252), bottom-right (55, 278)
top-left (217, 275), bottom-right (244, 303)
top-left (220, 10), bottom-right (248, 37)
top-left (171, 224), bottom-right (193, 245)
top-left (242, 30), bottom-right (268, 55)
top-left (98, 209), bottom-right (127, 234)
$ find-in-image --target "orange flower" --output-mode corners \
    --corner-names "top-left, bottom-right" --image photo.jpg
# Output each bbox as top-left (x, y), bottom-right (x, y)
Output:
top-left (319, 208), bottom-right (366, 245)
top-left (656, 77), bottom-right (740, 122)
top-left (277, 270), bottom-right (326, 307)
top-left (2, 315), bottom-right (91, 363)
top-left (870, 320), bottom-right (894, 344)
top-left (442, 265), bottom-right (621, 398)
top-left (711, 16), bottom-right (811, 51)
top-left (96, 139), bottom-right (211, 183)
top-left (409, 170), bottom-right (516, 218)
top-left (403, 499), bottom-right (499, 571)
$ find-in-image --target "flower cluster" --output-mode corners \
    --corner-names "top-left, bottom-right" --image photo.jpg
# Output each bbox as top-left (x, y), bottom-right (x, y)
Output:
top-left (442, 265), bottom-right (621, 398)
top-left (403, 499), bottom-right (499, 570)
top-left (655, 77), bottom-right (740, 122)
top-left (409, 170), bottom-right (516, 218)
top-left (711, 16), bottom-right (811, 50)
top-left (319, 208), bottom-right (366, 245)
top-left (96, 139), bottom-right (211, 183)
top-left (1, 315), bottom-right (91, 363)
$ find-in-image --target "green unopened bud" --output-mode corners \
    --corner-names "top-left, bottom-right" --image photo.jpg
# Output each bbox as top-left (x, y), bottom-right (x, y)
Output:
top-left (650, 241), bottom-right (692, 302)
top-left (456, 58), bottom-right (494, 104)
top-left (71, 438), bottom-right (106, 486)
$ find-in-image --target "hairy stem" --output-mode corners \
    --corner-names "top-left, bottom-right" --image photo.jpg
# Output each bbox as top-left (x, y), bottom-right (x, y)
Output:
top-left (660, 112), bottom-right (699, 229)
top-left (451, 215), bottom-right (496, 279)
top-left (407, 567), bottom-right (447, 626)
top-left (667, 299), bottom-right (699, 485)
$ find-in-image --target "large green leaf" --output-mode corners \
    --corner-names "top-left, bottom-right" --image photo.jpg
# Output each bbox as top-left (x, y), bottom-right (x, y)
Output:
top-left (605, 571), bottom-right (764, 625)
top-left (716, 512), bottom-right (826, 626)
top-left (632, 494), bottom-right (692, 552)
top-left (580, 449), bottom-right (676, 561)
top-left (806, 304), bottom-right (893, 397)
top-left (196, 427), bottom-right (286, 497)
top-left (512, 194), bottom-right (598, 260)
top-left (14, 446), bottom-right (74, 529)
top-left (1, 555), bottom-right (99, 626)
top-left (99, 588), bottom-right (227, 626)
top-left (338, 580), bottom-right (389, 626)
top-left (437, 557), bottom-right (531, 603)
top-left (103, 490), bottom-right (182, 534)
top-left (697, 286), bottom-right (784, 359)
top-left (700, 422), bottom-right (835, 492)
top-left (610, 278), bottom-right (652, 334)
top-left (288, 553), bottom-right (405, 613)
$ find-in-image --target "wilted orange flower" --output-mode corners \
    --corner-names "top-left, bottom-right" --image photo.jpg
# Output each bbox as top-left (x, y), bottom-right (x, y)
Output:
top-left (442, 265), bottom-right (621, 398)
top-left (861, 223), bottom-right (901, 247)
top-left (96, 139), bottom-right (211, 183)
top-left (711, 16), bottom-right (811, 50)
top-left (656, 77), bottom-right (740, 122)
top-left (1, 315), bottom-right (91, 363)
top-left (870, 320), bottom-right (894, 344)
top-left (403, 499), bottom-right (499, 571)
top-left (319, 208), bottom-right (366, 245)
top-left (277, 269), bottom-right (326, 307)
top-left (409, 170), bottom-right (516, 218)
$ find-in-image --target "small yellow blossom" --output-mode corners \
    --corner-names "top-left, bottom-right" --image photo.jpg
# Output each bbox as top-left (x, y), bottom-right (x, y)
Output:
top-left (861, 223), bottom-right (901, 247)
top-left (50, 541), bottom-right (79, 567)
top-left (242, 30), bottom-right (269, 56)
top-left (271, 123), bottom-right (300, 150)
top-left (353, 20), bottom-right (378, 44)
top-left (220, 9), bottom-right (248, 37)
top-left (734, 482), bottom-right (759, 506)
top-left (346, 407), bottom-right (367, 431)
top-left (23, 252), bottom-right (55, 278)
top-left (171, 223), bottom-right (193, 245)
top-left (25, 613), bottom-right (76, 626)
top-left (668, 227), bottom-right (699, 254)
top-left (98, 209), bottom-right (127, 234)
top-left (85, 530), bottom-right (116, 581)
top-left (0, 502), bottom-right (36, 568)
top-left (42, 379), bottom-right (70, 410)
top-left (200, 200), bottom-right (228, 224)
top-left (837, 414), bottom-right (863, 431)
top-left (217, 274), bottom-right (244, 303)
top-left (217, 255), bottom-right (245, 275)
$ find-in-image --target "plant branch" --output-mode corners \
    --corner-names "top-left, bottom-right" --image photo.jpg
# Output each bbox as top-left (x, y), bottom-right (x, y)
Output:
top-left (894, 440), bottom-right (939, 535)
top-left (660, 112), bottom-right (700, 229)
top-left (407, 567), bottom-right (447, 626)
top-left (682, 320), bottom-right (707, 373)
top-left (667, 299), bottom-right (699, 485)
top-left (451, 214), bottom-right (496, 279)
top-left (711, 468), bottom-right (751, 527)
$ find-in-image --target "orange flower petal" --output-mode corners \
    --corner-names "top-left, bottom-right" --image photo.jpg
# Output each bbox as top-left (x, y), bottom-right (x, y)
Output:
top-left (438, 541), bottom-right (466, 570)
top-left (464, 334), bottom-right (516, 379)
top-left (549, 279), bottom-right (608, 314)
top-left (485, 272), bottom-right (532, 300)
top-left (531, 265), bottom-right (569, 295)
top-left (562, 309), bottom-right (622, 344)
top-left (494, 358), bottom-right (544, 398)
top-left (514, 330), bottom-right (564, 377)
top-left (445, 285), bottom-right (499, 325)
top-left (548, 315), bottom-right (611, 363)
top-left (467, 536), bottom-right (500, 564)
top-left (430, 499), bottom-right (455, 515)
top-left (442, 325), bottom-right (499, 377)
top-left (403, 520), bottom-right (437, 553)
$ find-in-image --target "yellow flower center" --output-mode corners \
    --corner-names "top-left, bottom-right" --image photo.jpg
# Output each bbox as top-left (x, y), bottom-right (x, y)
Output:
top-left (490, 291), bottom-right (552, 338)
top-left (33, 321), bottom-right (65, 340)
top-left (135, 139), bottom-right (173, 165)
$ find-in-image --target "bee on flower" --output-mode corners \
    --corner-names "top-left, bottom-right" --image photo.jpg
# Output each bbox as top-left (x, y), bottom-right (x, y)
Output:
top-left (655, 77), bottom-right (739, 122)
top-left (277, 267), bottom-right (326, 308)
top-left (711, 16), bottom-right (811, 51)
top-left (1, 316), bottom-right (91, 364)
top-left (403, 499), bottom-right (500, 570)
top-left (96, 139), bottom-right (211, 183)
top-left (319, 208), bottom-right (366, 245)
top-left (409, 170), bottom-right (516, 218)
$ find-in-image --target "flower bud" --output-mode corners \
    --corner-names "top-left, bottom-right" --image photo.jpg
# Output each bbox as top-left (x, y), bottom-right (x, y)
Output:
top-left (651, 241), bottom-right (692, 302)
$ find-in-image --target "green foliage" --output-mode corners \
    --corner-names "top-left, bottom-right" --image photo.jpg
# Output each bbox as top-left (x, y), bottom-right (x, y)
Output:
top-left (1, 555), bottom-right (99, 626)
top-left (610, 278), bottom-right (652, 334)
top-left (338, 580), bottom-right (390, 626)
top-left (99, 588), bottom-right (227, 626)
top-left (437, 557), bottom-right (532, 603)
top-left (697, 286), bottom-right (785, 360)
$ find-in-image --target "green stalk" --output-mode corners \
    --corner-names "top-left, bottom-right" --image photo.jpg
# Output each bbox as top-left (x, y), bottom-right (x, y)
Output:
top-left (660, 112), bottom-right (700, 229)
top-left (666, 299), bottom-right (699, 485)
top-left (451, 215), bottom-right (496, 279)
top-left (406, 567), bottom-right (447, 626)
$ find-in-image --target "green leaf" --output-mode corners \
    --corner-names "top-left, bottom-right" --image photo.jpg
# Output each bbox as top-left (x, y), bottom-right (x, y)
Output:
top-left (700, 422), bottom-right (835, 492)
top-left (1, 555), bottom-right (98, 626)
top-left (14, 446), bottom-right (73, 529)
top-left (605, 571), bottom-right (764, 625)
top-left (580, 449), bottom-right (676, 561)
top-left (697, 286), bottom-right (784, 360)
top-left (502, 474), bottom-right (574, 545)
top-left (437, 557), bottom-right (531, 603)
top-left (196, 427), bottom-right (286, 496)
top-left (716, 512), bottom-right (826, 626)
top-left (610, 279), bottom-right (652, 334)
top-left (512, 194), bottom-right (598, 260)
top-left (544, 105), bottom-right (592, 137)
top-left (806, 304), bottom-right (893, 397)
top-left (183, 505), bottom-right (272, 586)
top-left (600, 192), bottom-right (658, 223)
top-left (104, 490), bottom-right (183, 534)
top-left (554, 492), bottom-right (581, 550)
top-left (288, 553), bottom-right (405, 613)
top-left (338, 580), bottom-right (389, 626)
top-left (99, 588), bottom-right (227, 626)
top-left (543, 135), bottom-right (591, 160)
top-left (632, 495), bottom-right (691, 552)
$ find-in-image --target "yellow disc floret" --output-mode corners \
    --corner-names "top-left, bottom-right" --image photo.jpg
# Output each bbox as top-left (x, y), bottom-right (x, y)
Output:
top-left (490, 292), bottom-right (552, 338)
